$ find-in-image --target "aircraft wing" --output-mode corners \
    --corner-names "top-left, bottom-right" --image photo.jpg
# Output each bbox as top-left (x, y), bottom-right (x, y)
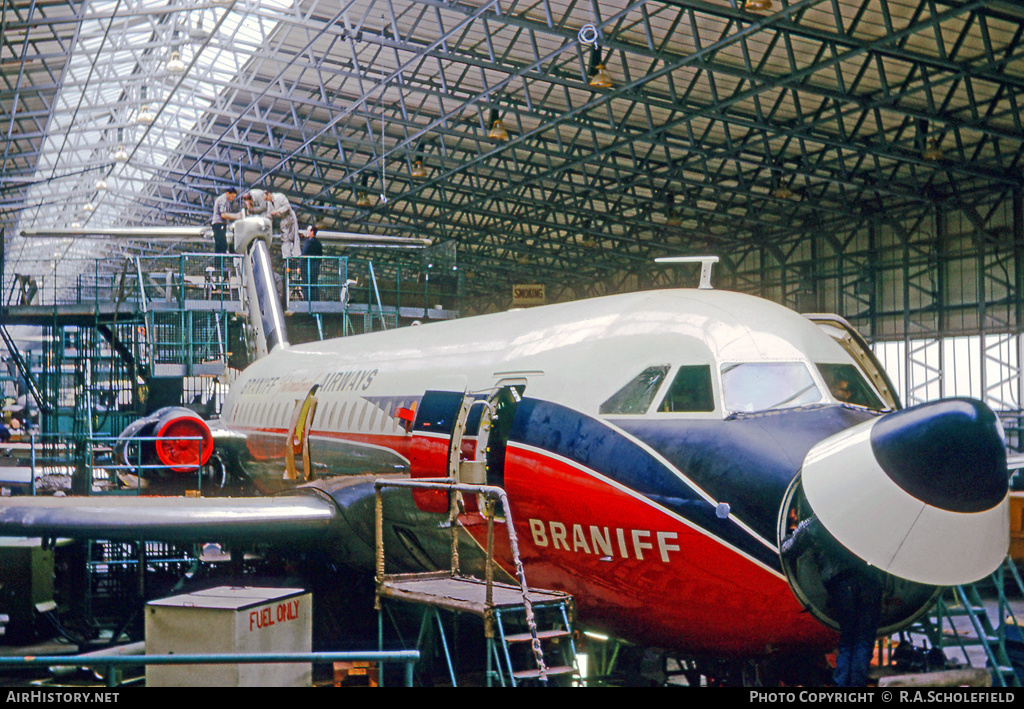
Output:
top-left (0, 490), bottom-right (338, 543)
top-left (0, 475), bottom-right (485, 577)
top-left (19, 227), bottom-right (432, 248)
top-left (316, 230), bottom-right (432, 248)
top-left (20, 227), bottom-right (208, 241)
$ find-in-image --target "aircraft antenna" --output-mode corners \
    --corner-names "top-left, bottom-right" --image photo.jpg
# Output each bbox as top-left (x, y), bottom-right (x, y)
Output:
top-left (655, 255), bottom-right (720, 289)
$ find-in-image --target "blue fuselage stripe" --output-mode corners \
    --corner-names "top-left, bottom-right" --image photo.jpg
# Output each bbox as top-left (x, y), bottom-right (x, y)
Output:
top-left (509, 399), bottom-right (877, 570)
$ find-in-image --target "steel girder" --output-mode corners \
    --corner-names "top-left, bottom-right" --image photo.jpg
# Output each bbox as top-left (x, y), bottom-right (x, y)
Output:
top-left (2, 0), bottom-right (1024, 304)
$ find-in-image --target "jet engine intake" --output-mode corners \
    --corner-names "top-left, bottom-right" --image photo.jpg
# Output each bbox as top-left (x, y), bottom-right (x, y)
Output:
top-left (116, 406), bottom-right (214, 475)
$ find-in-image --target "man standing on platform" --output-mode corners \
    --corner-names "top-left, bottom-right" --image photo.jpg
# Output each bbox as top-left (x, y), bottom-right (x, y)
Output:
top-left (243, 189), bottom-right (299, 283)
top-left (301, 224), bottom-right (323, 300)
top-left (267, 191), bottom-right (299, 263)
top-left (211, 187), bottom-right (240, 255)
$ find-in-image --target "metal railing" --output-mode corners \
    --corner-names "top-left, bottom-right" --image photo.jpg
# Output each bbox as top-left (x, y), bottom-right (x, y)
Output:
top-left (0, 649), bottom-right (420, 687)
top-left (373, 478), bottom-right (548, 683)
top-left (0, 431), bottom-right (208, 495)
top-left (5, 255), bottom-right (461, 314)
top-left (284, 256), bottom-right (461, 328)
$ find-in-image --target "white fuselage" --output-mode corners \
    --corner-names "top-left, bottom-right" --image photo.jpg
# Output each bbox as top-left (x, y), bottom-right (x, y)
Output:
top-left (223, 288), bottom-right (860, 435)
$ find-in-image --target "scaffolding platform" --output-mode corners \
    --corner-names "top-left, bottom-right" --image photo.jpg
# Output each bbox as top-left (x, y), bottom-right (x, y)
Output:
top-left (378, 571), bottom-right (571, 619)
top-left (154, 299), bottom-right (242, 313)
top-left (374, 479), bottom-right (578, 686)
top-left (1, 303), bottom-right (145, 327)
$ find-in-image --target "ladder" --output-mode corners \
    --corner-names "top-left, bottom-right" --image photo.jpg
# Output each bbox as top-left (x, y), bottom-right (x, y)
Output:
top-left (911, 556), bottom-right (1024, 686)
top-left (374, 478), bottom-right (579, 686)
top-left (491, 596), bottom-right (577, 686)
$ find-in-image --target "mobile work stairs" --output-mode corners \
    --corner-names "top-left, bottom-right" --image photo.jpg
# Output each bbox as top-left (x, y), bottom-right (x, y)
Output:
top-left (902, 556), bottom-right (1024, 687)
top-left (373, 478), bottom-right (579, 686)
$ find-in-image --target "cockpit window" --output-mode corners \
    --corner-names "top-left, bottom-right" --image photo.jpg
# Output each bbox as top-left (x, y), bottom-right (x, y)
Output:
top-left (600, 365), bottom-right (669, 415)
top-left (721, 362), bottom-right (822, 413)
top-left (658, 365), bottom-right (715, 412)
top-left (816, 363), bottom-right (885, 410)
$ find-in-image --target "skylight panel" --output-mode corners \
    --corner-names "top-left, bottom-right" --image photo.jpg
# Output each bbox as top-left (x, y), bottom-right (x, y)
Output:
top-left (10, 0), bottom-right (294, 279)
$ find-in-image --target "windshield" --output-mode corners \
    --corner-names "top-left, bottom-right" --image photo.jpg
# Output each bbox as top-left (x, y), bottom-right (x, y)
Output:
top-left (658, 365), bottom-right (715, 412)
top-left (721, 362), bottom-right (822, 413)
top-left (816, 362), bottom-right (886, 410)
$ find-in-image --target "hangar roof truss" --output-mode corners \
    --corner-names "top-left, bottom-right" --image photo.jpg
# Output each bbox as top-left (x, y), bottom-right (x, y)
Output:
top-left (2, 0), bottom-right (1024, 299)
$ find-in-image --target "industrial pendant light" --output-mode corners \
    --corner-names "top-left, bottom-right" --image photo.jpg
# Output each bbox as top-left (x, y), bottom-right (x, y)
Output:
top-left (410, 159), bottom-right (426, 179)
top-left (773, 184), bottom-right (795, 200)
top-left (665, 195), bottom-right (682, 226)
top-left (137, 104), bottom-right (157, 125)
top-left (589, 64), bottom-right (613, 89)
top-left (922, 138), bottom-right (944, 161)
top-left (137, 85), bottom-right (156, 125)
top-left (166, 50), bottom-right (186, 74)
top-left (356, 173), bottom-right (374, 206)
top-left (489, 117), bottom-right (509, 141)
top-left (111, 126), bottom-right (129, 163)
top-left (588, 45), bottom-right (613, 89)
top-left (189, 15), bottom-right (210, 42)
top-left (488, 108), bottom-right (508, 141)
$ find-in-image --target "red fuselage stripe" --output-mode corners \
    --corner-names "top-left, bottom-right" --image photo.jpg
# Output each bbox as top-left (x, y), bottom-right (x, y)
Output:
top-left (233, 420), bottom-right (835, 655)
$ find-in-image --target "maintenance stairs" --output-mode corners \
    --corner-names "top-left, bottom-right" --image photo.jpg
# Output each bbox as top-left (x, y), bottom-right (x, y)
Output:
top-left (904, 556), bottom-right (1024, 686)
top-left (373, 479), bottom-right (579, 686)
top-left (492, 596), bottom-right (577, 685)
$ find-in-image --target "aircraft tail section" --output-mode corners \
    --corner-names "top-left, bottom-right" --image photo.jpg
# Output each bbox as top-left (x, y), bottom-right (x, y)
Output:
top-left (233, 215), bottom-right (289, 359)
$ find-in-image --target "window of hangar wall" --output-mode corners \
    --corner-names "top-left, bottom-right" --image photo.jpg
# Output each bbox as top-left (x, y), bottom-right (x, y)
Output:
top-left (871, 334), bottom-right (1023, 420)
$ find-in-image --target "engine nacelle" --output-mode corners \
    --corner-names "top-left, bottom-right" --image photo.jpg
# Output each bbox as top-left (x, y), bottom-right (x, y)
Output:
top-left (117, 407), bottom-right (214, 475)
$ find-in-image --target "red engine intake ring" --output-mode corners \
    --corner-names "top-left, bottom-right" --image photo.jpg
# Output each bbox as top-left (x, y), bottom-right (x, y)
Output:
top-left (153, 413), bottom-right (214, 473)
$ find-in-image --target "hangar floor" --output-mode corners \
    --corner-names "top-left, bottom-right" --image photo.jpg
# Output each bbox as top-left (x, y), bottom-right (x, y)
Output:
top-left (0, 572), bottom-right (1020, 688)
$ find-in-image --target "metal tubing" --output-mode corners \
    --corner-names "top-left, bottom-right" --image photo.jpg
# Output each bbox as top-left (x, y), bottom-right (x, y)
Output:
top-left (0, 651), bottom-right (420, 688)
top-left (374, 478), bottom-right (548, 682)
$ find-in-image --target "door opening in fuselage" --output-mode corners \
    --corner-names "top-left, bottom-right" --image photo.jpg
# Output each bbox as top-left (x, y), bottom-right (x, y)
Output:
top-left (482, 383), bottom-right (524, 489)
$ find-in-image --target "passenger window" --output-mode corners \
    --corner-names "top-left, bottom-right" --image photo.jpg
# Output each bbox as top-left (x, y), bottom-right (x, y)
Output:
top-left (600, 366), bottom-right (670, 415)
top-left (658, 365), bottom-right (714, 412)
top-left (816, 363), bottom-right (885, 410)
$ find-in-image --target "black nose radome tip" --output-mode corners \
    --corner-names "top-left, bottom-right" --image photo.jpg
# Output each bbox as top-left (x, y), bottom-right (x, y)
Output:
top-left (870, 398), bottom-right (1008, 513)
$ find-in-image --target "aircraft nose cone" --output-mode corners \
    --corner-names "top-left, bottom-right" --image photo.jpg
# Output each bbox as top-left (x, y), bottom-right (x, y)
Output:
top-left (870, 398), bottom-right (1007, 513)
top-left (800, 398), bottom-right (1010, 585)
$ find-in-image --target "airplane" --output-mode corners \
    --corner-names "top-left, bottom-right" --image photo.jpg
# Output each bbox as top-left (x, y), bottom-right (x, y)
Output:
top-left (0, 216), bottom-right (1010, 683)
